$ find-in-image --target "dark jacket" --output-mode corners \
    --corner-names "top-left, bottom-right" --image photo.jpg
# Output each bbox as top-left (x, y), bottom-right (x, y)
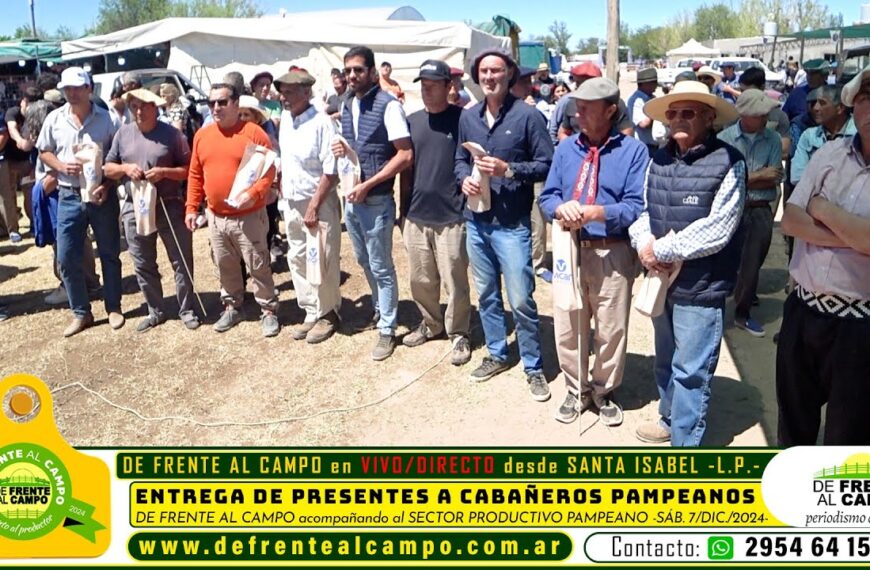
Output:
top-left (341, 85), bottom-right (398, 197)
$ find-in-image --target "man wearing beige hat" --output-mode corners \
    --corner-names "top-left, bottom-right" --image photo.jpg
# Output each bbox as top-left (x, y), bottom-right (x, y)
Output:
top-left (628, 81), bottom-right (746, 446)
top-left (274, 68), bottom-right (341, 344)
top-left (718, 89), bottom-right (782, 338)
top-left (104, 88), bottom-right (199, 332)
top-left (627, 67), bottom-right (660, 155)
top-left (777, 65), bottom-right (870, 445)
top-left (539, 77), bottom-right (648, 426)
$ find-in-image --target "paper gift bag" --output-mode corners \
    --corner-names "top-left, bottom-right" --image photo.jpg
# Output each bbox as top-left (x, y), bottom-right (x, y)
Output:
top-left (551, 221), bottom-right (582, 312)
top-left (73, 135), bottom-right (103, 203)
top-left (129, 180), bottom-right (157, 236)
top-left (462, 141), bottom-right (491, 213)
top-left (227, 143), bottom-right (277, 208)
top-left (634, 248), bottom-right (683, 318)
top-left (333, 135), bottom-right (361, 197)
top-left (305, 222), bottom-right (328, 286)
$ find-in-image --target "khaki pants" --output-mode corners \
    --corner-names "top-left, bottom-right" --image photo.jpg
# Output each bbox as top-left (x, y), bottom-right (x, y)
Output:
top-left (282, 193), bottom-right (342, 322)
top-left (207, 207), bottom-right (277, 312)
top-left (402, 219), bottom-right (471, 338)
top-left (531, 182), bottom-right (547, 271)
top-left (0, 161), bottom-right (18, 235)
top-left (553, 241), bottom-right (638, 404)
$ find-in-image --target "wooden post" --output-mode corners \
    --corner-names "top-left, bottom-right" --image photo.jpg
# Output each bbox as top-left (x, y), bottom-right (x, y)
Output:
top-left (606, 0), bottom-right (620, 81)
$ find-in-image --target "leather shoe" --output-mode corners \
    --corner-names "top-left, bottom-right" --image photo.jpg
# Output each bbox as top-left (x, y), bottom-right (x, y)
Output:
top-left (64, 313), bottom-right (95, 337)
top-left (108, 311), bottom-right (126, 330)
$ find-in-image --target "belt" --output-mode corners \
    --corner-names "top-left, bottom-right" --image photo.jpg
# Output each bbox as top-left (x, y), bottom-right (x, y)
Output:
top-left (796, 285), bottom-right (870, 320)
top-left (747, 200), bottom-right (771, 208)
top-left (58, 183), bottom-right (81, 190)
top-left (578, 237), bottom-right (627, 248)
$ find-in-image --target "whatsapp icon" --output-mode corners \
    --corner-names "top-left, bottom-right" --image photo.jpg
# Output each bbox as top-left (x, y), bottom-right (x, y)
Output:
top-left (708, 536), bottom-right (734, 560)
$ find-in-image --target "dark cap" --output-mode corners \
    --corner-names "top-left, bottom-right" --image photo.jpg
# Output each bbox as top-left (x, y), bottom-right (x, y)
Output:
top-left (449, 66), bottom-right (464, 78)
top-left (471, 47), bottom-right (518, 87)
top-left (635, 67), bottom-right (658, 83)
top-left (274, 69), bottom-right (316, 88)
top-left (250, 70), bottom-right (274, 88)
top-left (517, 66), bottom-right (536, 79)
top-left (414, 59), bottom-right (451, 82)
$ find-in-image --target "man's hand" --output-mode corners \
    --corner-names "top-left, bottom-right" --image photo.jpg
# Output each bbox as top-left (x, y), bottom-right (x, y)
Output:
top-left (759, 165), bottom-right (784, 183)
top-left (61, 162), bottom-right (83, 177)
top-left (474, 156), bottom-right (508, 177)
top-left (233, 190), bottom-right (254, 210)
top-left (144, 167), bottom-right (165, 184)
top-left (91, 183), bottom-right (109, 205)
top-left (303, 203), bottom-right (319, 228)
top-left (638, 236), bottom-right (661, 270)
top-left (807, 195), bottom-right (831, 221)
top-left (331, 139), bottom-right (346, 158)
top-left (124, 163), bottom-right (145, 180)
top-left (43, 173), bottom-right (58, 195)
top-left (346, 182), bottom-right (369, 204)
top-left (185, 213), bottom-right (198, 232)
top-left (16, 138), bottom-right (34, 152)
top-left (461, 176), bottom-right (481, 196)
top-left (556, 200), bottom-right (585, 224)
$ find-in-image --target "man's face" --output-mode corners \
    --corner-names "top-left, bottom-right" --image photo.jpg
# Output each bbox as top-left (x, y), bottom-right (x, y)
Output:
top-left (477, 55), bottom-right (511, 98)
top-left (208, 87), bottom-right (239, 128)
top-left (344, 55), bottom-right (376, 95)
top-left (639, 80), bottom-right (657, 95)
top-left (576, 99), bottom-right (616, 138)
top-left (277, 83), bottom-right (309, 111)
top-left (252, 78), bottom-right (271, 100)
top-left (739, 114), bottom-right (767, 134)
top-left (807, 70), bottom-right (827, 89)
top-left (699, 75), bottom-right (716, 91)
top-left (380, 64), bottom-right (392, 79)
top-left (536, 69), bottom-right (548, 81)
top-left (122, 80), bottom-right (139, 93)
top-left (811, 96), bottom-right (842, 128)
top-left (666, 101), bottom-right (714, 145)
top-left (512, 75), bottom-right (533, 99)
top-left (448, 76), bottom-right (463, 104)
top-left (420, 79), bottom-right (450, 111)
top-left (62, 84), bottom-right (90, 106)
top-left (129, 98), bottom-right (158, 130)
top-left (332, 74), bottom-right (346, 93)
top-left (722, 65), bottom-right (735, 78)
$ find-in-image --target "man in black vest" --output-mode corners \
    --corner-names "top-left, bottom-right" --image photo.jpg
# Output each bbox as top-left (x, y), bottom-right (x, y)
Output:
top-left (331, 46), bottom-right (413, 361)
top-left (629, 81), bottom-right (746, 447)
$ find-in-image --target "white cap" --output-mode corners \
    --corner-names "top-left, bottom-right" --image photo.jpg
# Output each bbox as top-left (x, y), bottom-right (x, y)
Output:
top-left (842, 63), bottom-right (870, 107)
top-left (57, 66), bottom-right (91, 89)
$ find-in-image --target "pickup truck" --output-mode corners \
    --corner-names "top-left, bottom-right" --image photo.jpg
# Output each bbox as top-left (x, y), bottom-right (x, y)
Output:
top-left (708, 57), bottom-right (785, 88)
top-left (657, 58), bottom-right (710, 87)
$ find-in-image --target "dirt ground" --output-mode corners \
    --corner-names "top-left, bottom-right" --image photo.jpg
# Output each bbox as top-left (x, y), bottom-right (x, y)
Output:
top-left (0, 192), bottom-right (786, 448)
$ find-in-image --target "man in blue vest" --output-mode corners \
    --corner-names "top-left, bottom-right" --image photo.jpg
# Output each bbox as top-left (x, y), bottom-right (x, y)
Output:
top-left (454, 47), bottom-right (554, 399)
top-left (331, 46), bottom-right (413, 361)
top-left (629, 81), bottom-right (746, 446)
top-left (627, 67), bottom-right (660, 156)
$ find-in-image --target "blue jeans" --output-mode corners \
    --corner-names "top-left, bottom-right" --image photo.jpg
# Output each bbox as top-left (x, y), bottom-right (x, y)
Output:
top-left (652, 299), bottom-right (725, 447)
top-left (56, 188), bottom-right (122, 318)
top-left (466, 217), bottom-right (542, 373)
top-left (345, 193), bottom-right (398, 335)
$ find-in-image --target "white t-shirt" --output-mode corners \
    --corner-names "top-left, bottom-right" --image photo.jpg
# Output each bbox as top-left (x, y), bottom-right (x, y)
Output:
top-left (278, 106), bottom-right (337, 202)
top-left (350, 97), bottom-right (409, 141)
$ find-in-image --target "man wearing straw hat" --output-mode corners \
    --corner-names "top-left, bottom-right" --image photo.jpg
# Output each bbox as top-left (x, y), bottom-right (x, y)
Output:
top-left (627, 67), bottom-right (660, 156)
top-left (104, 88), bottom-right (200, 332)
top-left (539, 77), bottom-right (648, 426)
top-left (628, 80), bottom-right (746, 446)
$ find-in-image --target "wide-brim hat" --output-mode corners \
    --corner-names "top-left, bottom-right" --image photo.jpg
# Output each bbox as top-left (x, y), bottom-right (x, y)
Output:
top-left (635, 67), bottom-right (658, 83)
top-left (644, 80), bottom-right (739, 126)
top-left (842, 63), bottom-right (870, 107)
top-left (471, 48), bottom-right (518, 87)
top-left (123, 88), bottom-right (166, 107)
top-left (696, 66), bottom-right (722, 87)
top-left (238, 95), bottom-right (269, 123)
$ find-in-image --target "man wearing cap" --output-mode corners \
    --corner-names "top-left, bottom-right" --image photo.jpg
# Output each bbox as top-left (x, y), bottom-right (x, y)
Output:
top-left (791, 85), bottom-right (856, 186)
top-left (777, 66), bottom-right (870, 445)
top-left (718, 89), bottom-right (783, 338)
top-left (548, 62), bottom-right (601, 144)
top-left (2, 86), bottom-right (43, 242)
top-left (736, 67), bottom-right (790, 156)
top-left (696, 66), bottom-right (722, 94)
top-left (782, 59), bottom-right (830, 120)
top-left (558, 63), bottom-right (634, 142)
top-left (103, 88), bottom-right (199, 332)
top-left (454, 47), bottom-right (553, 398)
top-left (627, 67), bottom-right (660, 155)
top-left (398, 60), bottom-right (472, 365)
top-left (324, 68), bottom-right (348, 120)
top-left (717, 62), bottom-right (741, 103)
top-left (331, 46), bottom-right (413, 361)
top-left (250, 71), bottom-right (281, 126)
top-left (184, 82), bottom-right (280, 337)
top-left (36, 66), bottom-right (123, 336)
top-left (274, 69), bottom-right (341, 344)
top-left (539, 77), bottom-right (647, 426)
top-left (534, 62), bottom-right (554, 88)
top-left (628, 81), bottom-right (746, 446)
top-left (447, 67), bottom-right (471, 108)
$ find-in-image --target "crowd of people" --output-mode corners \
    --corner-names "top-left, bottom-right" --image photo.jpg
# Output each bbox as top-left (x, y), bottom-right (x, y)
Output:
top-left (0, 45), bottom-right (867, 447)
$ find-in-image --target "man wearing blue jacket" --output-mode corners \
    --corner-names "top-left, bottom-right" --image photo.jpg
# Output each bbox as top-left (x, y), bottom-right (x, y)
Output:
top-left (540, 77), bottom-right (648, 426)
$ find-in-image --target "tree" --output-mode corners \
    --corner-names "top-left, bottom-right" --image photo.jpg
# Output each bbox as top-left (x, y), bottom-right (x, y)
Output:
top-left (94, 0), bottom-right (174, 35)
top-left (785, 0), bottom-right (832, 32)
top-left (546, 20), bottom-right (572, 56)
top-left (14, 24), bottom-right (45, 39)
top-left (171, 0), bottom-right (261, 18)
top-left (52, 26), bottom-right (79, 41)
top-left (575, 37), bottom-right (601, 55)
top-left (693, 4), bottom-right (739, 41)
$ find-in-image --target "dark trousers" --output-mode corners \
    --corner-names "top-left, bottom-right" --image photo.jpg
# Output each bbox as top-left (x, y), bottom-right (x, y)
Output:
top-left (776, 293), bottom-right (870, 446)
top-left (733, 204), bottom-right (773, 319)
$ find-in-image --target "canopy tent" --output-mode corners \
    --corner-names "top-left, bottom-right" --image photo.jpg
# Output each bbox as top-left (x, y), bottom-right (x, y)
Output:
top-left (61, 14), bottom-right (509, 111)
top-left (0, 40), bottom-right (62, 65)
top-left (666, 38), bottom-right (721, 64)
top-left (476, 15), bottom-right (521, 60)
top-left (789, 23), bottom-right (870, 41)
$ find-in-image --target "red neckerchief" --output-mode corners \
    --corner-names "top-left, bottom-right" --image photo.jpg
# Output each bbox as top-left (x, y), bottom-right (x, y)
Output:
top-left (572, 134), bottom-right (617, 204)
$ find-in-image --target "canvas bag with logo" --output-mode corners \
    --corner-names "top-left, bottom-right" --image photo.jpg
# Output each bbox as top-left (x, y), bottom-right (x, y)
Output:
top-left (128, 180), bottom-right (157, 236)
top-left (73, 134), bottom-right (103, 203)
top-left (551, 221), bottom-right (582, 311)
top-left (461, 141), bottom-right (491, 213)
top-left (305, 222), bottom-right (328, 286)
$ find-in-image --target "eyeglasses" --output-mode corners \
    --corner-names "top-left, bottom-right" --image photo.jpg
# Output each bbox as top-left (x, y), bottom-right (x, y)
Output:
top-left (665, 108), bottom-right (699, 121)
top-left (343, 66), bottom-right (367, 76)
top-left (207, 98), bottom-right (231, 109)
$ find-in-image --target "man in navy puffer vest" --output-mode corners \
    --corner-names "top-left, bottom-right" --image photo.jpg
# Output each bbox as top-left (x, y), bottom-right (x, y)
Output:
top-left (629, 81), bottom-right (747, 447)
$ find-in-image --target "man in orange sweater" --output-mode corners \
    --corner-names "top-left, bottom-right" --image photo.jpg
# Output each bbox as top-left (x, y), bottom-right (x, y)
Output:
top-left (185, 83), bottom-right (280, 336)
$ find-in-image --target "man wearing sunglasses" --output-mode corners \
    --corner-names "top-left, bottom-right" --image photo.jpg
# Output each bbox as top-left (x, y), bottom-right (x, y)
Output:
top-left (331, 45), bottom-right (413, 361)
top-left (184, 83), bottom-right (280, 337)
top-left (629, 81), bottom-right (746, 446)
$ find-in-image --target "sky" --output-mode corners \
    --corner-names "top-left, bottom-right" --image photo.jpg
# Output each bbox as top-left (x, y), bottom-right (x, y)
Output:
top-left (2, 0), bottom-right (863, 41)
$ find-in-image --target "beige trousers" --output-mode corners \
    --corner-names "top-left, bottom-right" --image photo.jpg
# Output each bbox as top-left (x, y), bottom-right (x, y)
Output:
top-left (402, 219), bottom-right (471, 338)
top-left (553, 240), bottom-right (638, 404)
top-left (531, 182), bottom-right (547, 271)
top-left (0, 161), bottom-right (18, 235)
top-left (207, 207), bottom-right (278, 312)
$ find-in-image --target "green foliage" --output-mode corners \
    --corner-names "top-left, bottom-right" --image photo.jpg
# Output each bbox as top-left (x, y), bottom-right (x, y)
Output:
top-left (546, 20), bottom-right (572, 56)
top-left (171, 0), bottom-right (261, 18)
top-left (693, 4), bottom-right (739, 41)
top-left (92, 0), bottom-right (261, 35)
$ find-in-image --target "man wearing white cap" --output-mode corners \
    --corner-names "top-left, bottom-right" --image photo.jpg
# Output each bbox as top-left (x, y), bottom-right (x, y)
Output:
top-left (629, 81), bottom-right (746, 446)
top-left (103, 88), bottom-right (198, 332)
top-left (777, 65), bottom-right (870, 445)
top-left (718, 89), bottom-right (783, 338)
top-left (36, 66), bottom-right (123, 337)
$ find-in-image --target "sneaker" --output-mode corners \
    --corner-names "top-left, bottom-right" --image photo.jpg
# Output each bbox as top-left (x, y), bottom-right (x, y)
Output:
top-left (44, 285), bottom-right (69, 306)
top-left (527, 372), bottom-right (551, 402)
top-left (9, 232), bottom-right (22, 244)
top-left (181, 314), bottom-right (201, 330)
top-left (213, 306), bottom-right (243, 333)
top-left (635, 422), bottom-right (671, 444)
top-left (136, 314), bottom-right (165, 333)
top-left (292, 321), bottom-right (316, 340)
top-left (0, 305), bottom-right (9, 322)
top-left (599, 398), bottom-right (624, 427)
top-left (261, 311), bottom-right (280, 338)
top-left (306, 312), bottom-right (338, 344)
top-left (555, 392), bottom-right (595, 424)
top-left (108, 311), bottom-right (125, 330)
top-left (450, 336), bottom-right (472, 366)
top-left (371, 334), bottom-right (396, 361)
top-left (402, 322), bottom-right (444, 347)
top-left (63, 312), bottom-right (94, 337)
top-left (734, 317), bottom-right (765, 337)
top-left (469, 356), bottom-right (510, 382)
top-left (536, 268), bottom-right (553, 283)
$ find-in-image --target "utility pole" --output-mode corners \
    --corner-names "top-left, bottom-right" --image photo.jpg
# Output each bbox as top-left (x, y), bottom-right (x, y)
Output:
top-left (29, 0), bottom-right (37, 37)
top-left (605, 0), bottom-right (619, 81)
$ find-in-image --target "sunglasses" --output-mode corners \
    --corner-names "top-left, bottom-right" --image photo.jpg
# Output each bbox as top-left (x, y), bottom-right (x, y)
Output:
top-left (665, 109), bottom-right (699, 121)
top-left (343, 66), bottom-right (367, 76)
top-left (207, 98), bottom-right (232, 109)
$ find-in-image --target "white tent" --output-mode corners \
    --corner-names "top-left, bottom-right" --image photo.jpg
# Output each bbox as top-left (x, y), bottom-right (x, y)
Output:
top-left (666, 38), bottom-right (721, 65)
top-left (61, 13), bottom-right (509, 110)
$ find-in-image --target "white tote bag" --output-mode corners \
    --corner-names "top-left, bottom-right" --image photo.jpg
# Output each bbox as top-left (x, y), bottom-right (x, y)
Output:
top-left (73, 135), bottom-right (103, 203)
top-left (551, 221), bottom-right (582, 312)
top-left (305, 222), bottom-right (327, 286)
top-left (129, 180), bottom-right (158, 236)
top-left (461, 142), bottom-right (491, 213)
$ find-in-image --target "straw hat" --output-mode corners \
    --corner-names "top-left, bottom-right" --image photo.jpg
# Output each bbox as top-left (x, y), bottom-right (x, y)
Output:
top-left (644, 80), bottom-right (738, 126)
top-left (238, 95), bottom-right (269, 123)
top-left (696, 66), bottom-right (722, 87)
top-left (123, 88), bottom-right (166, 107)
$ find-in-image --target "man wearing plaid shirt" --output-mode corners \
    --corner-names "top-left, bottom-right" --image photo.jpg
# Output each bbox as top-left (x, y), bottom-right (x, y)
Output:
top-left (628, 81), bottom-right (747, 447)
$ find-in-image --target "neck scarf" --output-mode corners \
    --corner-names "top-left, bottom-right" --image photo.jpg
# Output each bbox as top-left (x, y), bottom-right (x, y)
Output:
top-left (572, 134), bottom-right (615, 204)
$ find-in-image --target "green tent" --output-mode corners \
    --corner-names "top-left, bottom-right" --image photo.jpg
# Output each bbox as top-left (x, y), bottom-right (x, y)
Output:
top-left (476, 15), bottom-right (521, 60)
top-left (0, 40), bottom-right (62, 65)
top-left (789, 23), bottom-right (870, 41)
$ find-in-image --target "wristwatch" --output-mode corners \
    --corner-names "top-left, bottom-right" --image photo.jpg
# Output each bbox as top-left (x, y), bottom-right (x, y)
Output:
top-left (504, 163), bottom-right (515, 179)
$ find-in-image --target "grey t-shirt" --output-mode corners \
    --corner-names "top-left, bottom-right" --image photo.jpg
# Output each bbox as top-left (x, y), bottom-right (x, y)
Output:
top-left (106, 121), bottom-right (191, 200)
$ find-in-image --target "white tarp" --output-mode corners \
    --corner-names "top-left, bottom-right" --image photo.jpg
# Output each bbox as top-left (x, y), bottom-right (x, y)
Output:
top-left (666, 38), bottom-right (721, 58)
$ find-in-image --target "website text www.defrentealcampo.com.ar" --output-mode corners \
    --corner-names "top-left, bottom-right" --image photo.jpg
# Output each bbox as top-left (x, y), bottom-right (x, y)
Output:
top-left (128, 531), bottom-right (572, 562)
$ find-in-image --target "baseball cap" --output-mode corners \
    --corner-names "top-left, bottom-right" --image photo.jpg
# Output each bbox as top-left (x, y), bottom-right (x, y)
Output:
top-left (57, 67), bottom-right (91, 89)
top-left (414, 60), bottom-right (451, 82)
